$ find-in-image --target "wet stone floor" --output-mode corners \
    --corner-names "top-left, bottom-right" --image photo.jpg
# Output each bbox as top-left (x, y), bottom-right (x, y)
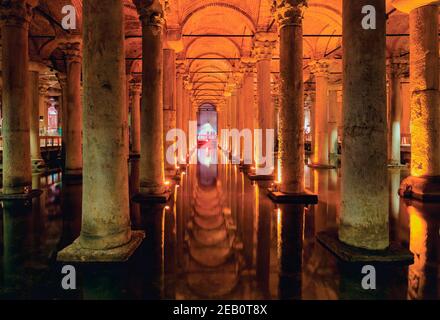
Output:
top-left (0, 157), bottom-right (439, 300)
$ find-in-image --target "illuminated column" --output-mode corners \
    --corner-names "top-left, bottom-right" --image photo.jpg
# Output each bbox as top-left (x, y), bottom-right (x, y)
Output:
top-left (134, 0), bottom-right (168, 198)
top-left (176, 61), bottom-right (185, 135)
top-left (387, 60), bottom-right (407, 166)
top-left (328, 89), bottom-right (338, 159)
top-left (129, 79), bottom-right (141, 156)
top-left (399, 3), bottom-right (440, 200)
top-left (339, 0), bottom-right (388, 250)
top-left (273, 1), bottom-right (311, 195)
top-left (58, 0), bottom-right (143, 262)
top-left (28, 63), bottom-right (48, 172)
top-left (0, 0), bottom-right (36, 196)
top-left (163, 48), bottom-right (177, 176)
top-left (309, 60), bottom-right (333, 168)
top-left (254, 34), bottom-right (276, 166)
top-left (59, 37), bottom-right (83, 178)
top-left (241, 58), bottom-right (256, 136)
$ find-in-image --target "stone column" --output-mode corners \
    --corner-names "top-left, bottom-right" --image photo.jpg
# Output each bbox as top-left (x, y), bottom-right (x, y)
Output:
top-left (28, 65), bottom-right (46, 172)
top-left (274, 1), bottom-right (307, 194)
top-left (176, 61), bottom-right (186, 163)
top-left (399, 3), bottom-right (440, 200)
top-left (163, 48), bottom-right (177, 176)
top-left (387, 60), bottom-right (407, 166)
top-left (0, 0), bottom-right (36, 196)
top-left (309, 60), bottom-right (333, 168)
top-left (58, 37), bottom-right (83, 178)
top-left (328, 89), bottom-right (338, 159)
top-left (57, 73), bottom-right (68, 159)
top-left (241, 59), bottom-right (255, 164)
top-left (254, 34), bottom-right (276, 167)
top-left (134, 0), bottom-right (168, 198)
top-left (58, 0), bottom-right (143, 262)
top-left (340, 0), bottom-right (388, 250)
top-left (129, 79), bottom-right (141, 156)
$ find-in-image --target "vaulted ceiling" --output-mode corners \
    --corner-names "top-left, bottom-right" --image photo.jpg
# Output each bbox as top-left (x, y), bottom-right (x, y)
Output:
top-left (12, 0), bottom-right (440, 102)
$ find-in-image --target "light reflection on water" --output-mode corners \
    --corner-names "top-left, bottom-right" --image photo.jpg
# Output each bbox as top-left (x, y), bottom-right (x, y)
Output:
top-left (0, 154), bottom-right (439, 300)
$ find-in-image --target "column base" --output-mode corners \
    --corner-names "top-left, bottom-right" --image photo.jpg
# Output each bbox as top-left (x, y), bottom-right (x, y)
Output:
top-left (239, 162), bottom-right (252, 172)
top-left (316, 229), bottom-right (413, 264)
top-left (31, 159), bottom-right (46, 173)
top-left (132, 190), bottom-right (172, 204)
top-left (0, 189), bottom-right (43, 200)
top-left (399, 175), bottom-right (440, 202)
top-left (247, 171), bottom-right (275, 181)
top-left (63, 169), bottom-right (83, 181)
top-left (267, 188), bottom-right (318, 204)
top-left (57, 230), bottom-right (145, 262)
top-left (129, 153), bottom-right (141, 159)
top-left (387, 162), bottom-right (407, 168)
top-left (308, 162), bottom-right (336, 169)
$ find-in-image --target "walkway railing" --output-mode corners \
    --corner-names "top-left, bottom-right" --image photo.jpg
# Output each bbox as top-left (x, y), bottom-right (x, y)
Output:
top-left (0, 136), bottom-right (62, 150)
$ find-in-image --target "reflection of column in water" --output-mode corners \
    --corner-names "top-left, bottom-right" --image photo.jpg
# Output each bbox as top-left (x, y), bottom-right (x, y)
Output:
top-left (242, 173), bottom-right (255, 267)
top-left (338, 263), bottom-right (407, 300)
top-left (139, 203), bottom-right (166, 299)
top-left (277, 205), bottom-right (305, 300)
top-left (164, 193), bottom-right (177, 299)
top-left (2, 201), bottom-right (33, 291)
top-left (407, 203), bottom-right (439, 300)
top-left (389, 168), bottom-right (401, 221)
top-left (58, 181), bottom-right (82, 250)
top-left (256, 182), bottom-right (271, 296)
top-left (313, 170), bottom-right (329, 233)
top-left (128, 159), bottom-right (141, 227)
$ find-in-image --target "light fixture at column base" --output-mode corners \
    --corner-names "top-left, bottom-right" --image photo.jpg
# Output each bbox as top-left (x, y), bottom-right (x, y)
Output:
top-left (307, 163), bottom-right (336, 169)
top-left (267, 188), bottom-right (318, 204)
top-left (399, 175), bottom-right (440, 202)
top-left (239, 162), bottom-right (252, 171)
top-left (0, 189), bottom-right (43, 200)
top-left (132, 190), bottom-right (172, 204)
top-left (57, 230), bottom-right (145, 262)
top-left (317, 230), bottom-right (414, 264)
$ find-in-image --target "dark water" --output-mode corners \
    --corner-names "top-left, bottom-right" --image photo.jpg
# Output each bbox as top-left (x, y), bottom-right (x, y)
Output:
top-left (0, 155), bottom-right (439, 300)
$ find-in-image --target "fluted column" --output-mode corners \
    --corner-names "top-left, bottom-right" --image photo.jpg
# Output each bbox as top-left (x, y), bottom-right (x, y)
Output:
top-left (309, 60), bottom-right (333, 168)
top-left (129, 80), bottom-right (141, 156)
top-left (399, 3), bottom-right (440, 201)
top-left (134, 0), bottom-right (168, 197)
top-left (59, 37), bottom-right (83, 177)
top-left (0, 0), bottom-right (36, 196)
top-left (340, 0), bottom-right (388, 250)
top-left (58, 0), bottom-right (143, 262)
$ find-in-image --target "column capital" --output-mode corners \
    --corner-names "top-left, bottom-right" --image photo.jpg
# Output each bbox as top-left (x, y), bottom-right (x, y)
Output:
top-left (253, 33), bottom-right (277, 61)
top-left (176, 60), bottom-right (187, 75)
top-left (387, 58), bottom-right (409, 79)
top-left (391, 0), bottom-right (440, 13)
top-left (129, 79), bottom-right (142, 95)
top-left (240, 57), bottom-right (256, 74)
top-left (134, 0), bottom-right (165, 28)
top-left (272, 0), bottom-right (307, 28)
top-left (58, 36), bottom-right (82, 64)
top-left (56, 73), bottom-right (67, 88)
top-left (0, 0), bottom-right (37, 28)
top-left (309, 59), bottom-right (331, 77)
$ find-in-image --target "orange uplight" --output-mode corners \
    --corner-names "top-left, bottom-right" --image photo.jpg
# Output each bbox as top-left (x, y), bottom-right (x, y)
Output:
top-left (164, 180), bottom-right (170, 186)
top-left (165, 206), bottom-right (170, 210)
